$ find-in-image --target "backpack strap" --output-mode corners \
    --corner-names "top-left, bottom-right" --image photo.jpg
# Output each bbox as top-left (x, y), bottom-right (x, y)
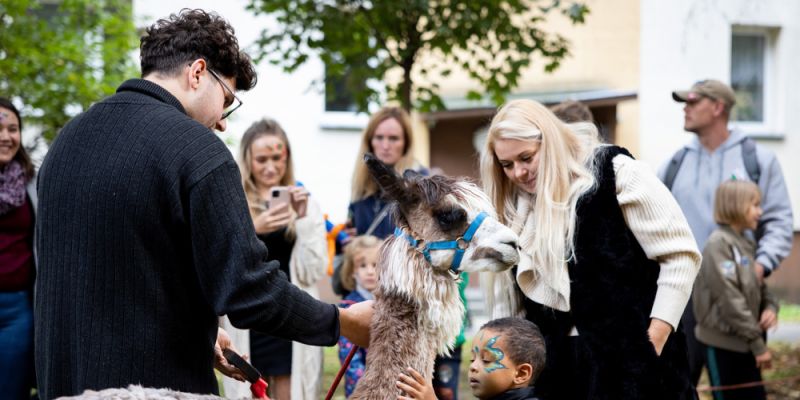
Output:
top-left (741, 136), bottom-right (761, 183)
top-left (664, 147), bottom-right (689, 191)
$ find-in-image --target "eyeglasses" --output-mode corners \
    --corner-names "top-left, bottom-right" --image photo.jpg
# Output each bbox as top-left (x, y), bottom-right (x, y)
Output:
top-left (208, 68), bottom-right (243, 119)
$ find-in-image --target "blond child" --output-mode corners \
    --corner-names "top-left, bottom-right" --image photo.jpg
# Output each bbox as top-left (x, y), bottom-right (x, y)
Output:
top-left (693, 179), bottom-right (779, 400)
top-left (338, 235), bottom-right (381, 397)
top-left (397, 317), bottom-right (545, 400)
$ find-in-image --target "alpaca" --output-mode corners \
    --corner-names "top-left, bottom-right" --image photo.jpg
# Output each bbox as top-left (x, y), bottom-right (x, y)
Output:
top-left (349, 155), bottom-right (520, 400)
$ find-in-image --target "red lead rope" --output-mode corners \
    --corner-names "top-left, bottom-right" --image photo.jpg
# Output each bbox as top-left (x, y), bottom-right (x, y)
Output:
top-left (326, 345), bottom-right (359, 400)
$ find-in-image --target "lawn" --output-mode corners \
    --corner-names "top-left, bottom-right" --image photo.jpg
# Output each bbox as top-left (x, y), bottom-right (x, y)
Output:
top-left (321, 342), bottom-right (474, 400)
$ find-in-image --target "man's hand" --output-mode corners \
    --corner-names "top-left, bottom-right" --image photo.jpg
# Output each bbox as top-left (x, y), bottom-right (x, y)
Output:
top-left (339, 300), bottom-right (374, 348)
top-left (647, 318), bottom-right (672, 356)
top-left (397, 367), bottom-right (436, 400)
top-left (760, 308), bottom-right (778, 331)
top-left (754, 262), bottom-right (765, 284)
top-left (214, 327), bottom-right (246, 382)
top-left (755, 350), bottom-right (772, 369)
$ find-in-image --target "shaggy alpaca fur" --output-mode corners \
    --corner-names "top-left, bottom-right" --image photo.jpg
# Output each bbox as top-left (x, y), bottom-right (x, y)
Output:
top-left (349, 155), bottom-right (519, 399)
top-left (58, 385), bottom-right (226, 399)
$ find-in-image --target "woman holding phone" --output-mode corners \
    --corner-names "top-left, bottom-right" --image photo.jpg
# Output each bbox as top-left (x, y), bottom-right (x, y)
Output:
top-left (222, 118), bottom-right (328, 400)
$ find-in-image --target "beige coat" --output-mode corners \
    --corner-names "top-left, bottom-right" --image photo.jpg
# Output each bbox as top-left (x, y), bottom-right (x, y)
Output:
top-left (222, 198), bottom-right (328, 399)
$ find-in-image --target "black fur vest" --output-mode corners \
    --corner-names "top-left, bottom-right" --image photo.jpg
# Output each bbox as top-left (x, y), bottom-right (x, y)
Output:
top-left (522, 146), bottom-right (693, 400)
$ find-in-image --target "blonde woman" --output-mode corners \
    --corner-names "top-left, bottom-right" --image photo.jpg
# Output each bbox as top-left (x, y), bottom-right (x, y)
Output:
top-left (222, 118), bottom-right (327, 400)
top-left (347, 106), bottom-right (426, 239)
top-left (480, 99), bottom-right (701, 399)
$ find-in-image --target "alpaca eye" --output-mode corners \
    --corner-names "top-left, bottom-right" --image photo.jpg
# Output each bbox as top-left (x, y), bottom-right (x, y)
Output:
top-left (435, 208), bottom-right (466, 231)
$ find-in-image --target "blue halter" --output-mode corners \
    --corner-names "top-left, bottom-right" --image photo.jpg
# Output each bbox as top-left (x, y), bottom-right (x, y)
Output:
top-left (394, 211), bottom-right (489, 273)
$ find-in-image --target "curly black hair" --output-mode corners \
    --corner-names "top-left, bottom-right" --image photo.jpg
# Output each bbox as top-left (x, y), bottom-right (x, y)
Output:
top-left (481, 317), bottom-right (547, 384)
top-left (140, 9), bottom-right (256, 91)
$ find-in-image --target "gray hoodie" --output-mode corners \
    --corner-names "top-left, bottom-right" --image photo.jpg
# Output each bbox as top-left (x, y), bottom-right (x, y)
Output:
top-left (658, 129), bottom-right (793, 275)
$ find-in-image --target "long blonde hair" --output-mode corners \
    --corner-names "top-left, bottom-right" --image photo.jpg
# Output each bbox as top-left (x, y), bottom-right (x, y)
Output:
top-left (480, 99), bottom-right (601, 279)
top-left (350, 107), bottom-right (416, 201)
top-left (239, 118), bottom-right (297, 235)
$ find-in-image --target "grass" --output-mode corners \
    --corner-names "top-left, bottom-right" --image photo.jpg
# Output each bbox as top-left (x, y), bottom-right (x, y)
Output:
top-left (322, 341), bottom-right (474, 400)
top-left (780, 303), bottom-right (800, 323)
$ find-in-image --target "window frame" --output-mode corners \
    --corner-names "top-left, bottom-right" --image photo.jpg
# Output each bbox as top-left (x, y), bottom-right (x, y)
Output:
top-left (729, 26), bottom-right (782, 139)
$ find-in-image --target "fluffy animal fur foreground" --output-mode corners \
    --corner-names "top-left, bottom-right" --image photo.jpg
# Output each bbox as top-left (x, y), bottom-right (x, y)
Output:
top-left (58, 385), bottom-right (228, 400)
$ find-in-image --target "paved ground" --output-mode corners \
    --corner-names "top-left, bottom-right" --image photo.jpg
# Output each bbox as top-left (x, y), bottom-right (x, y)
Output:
top-left (771, 322), bottom-right (800, 344)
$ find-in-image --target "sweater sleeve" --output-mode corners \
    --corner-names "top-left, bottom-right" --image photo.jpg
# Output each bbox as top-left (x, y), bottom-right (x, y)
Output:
top-left (290, 197), bottom-right (328, 288)
top-left (188, 160), bottom-right (339, 346)
top-left (613, 154), bottom-right (702, 330)
top-left (754, 153), bottom-right (794, 274)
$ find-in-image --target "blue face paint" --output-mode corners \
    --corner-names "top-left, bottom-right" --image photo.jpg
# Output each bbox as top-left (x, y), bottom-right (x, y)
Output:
top-left (484, 335), bottom-right (508, 373)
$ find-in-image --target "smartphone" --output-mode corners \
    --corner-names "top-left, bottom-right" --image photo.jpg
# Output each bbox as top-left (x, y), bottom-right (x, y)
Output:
top-left (267, 186), bottom-right (291, 210)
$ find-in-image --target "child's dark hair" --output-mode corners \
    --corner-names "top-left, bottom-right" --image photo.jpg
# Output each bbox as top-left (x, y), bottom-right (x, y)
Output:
top-left (140, 9), bottom-right (257, 91)
top-left (481, 317), bottom-right (546, 384)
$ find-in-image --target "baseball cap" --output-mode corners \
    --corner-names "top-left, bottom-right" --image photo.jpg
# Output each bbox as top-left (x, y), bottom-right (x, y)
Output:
top-left (672, 79), bottom-right (736, 108)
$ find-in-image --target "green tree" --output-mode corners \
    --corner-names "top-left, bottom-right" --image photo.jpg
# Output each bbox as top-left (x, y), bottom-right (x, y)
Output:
top-left (0, 0), bottom-right (138, 140)
top-left (247, 0), bottom-right (589, 112)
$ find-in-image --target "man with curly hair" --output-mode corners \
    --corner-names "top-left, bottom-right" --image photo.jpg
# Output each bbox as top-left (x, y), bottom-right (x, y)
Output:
top-left (34, 9), bottom-right (371, 399)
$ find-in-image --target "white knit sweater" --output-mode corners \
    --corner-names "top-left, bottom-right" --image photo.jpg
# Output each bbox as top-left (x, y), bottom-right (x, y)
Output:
top-left (489, 154), bottom-right (701, 331)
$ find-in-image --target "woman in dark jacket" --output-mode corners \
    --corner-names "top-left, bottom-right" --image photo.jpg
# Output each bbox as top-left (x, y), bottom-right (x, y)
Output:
top-left (0, 97), bottom-right (37, 399)
top-left (480, 99), bottom-right (701, 399)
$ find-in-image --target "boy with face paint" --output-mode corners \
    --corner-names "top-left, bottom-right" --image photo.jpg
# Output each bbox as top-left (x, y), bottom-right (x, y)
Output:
top-left (397, 318), bottom-right (545, 400)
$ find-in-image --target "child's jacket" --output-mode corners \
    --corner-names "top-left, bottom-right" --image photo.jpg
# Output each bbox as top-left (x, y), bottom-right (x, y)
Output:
top-left (693, 225), bottom-right (779, 356)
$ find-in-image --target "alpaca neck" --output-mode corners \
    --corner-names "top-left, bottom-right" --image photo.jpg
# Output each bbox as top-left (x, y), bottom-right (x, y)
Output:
top-left (379, 237), bottom-right (465, 354)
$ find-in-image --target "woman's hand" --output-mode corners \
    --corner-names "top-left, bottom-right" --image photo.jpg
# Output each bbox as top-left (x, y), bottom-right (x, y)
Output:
top-left (396, 367), bottom-right (436, 400)
top-left (289, 186), bottom-right (309, 218)
top-left (647, 318), bottom-right (672, 356)
top-left (253, 203), bottom-right (292, 234)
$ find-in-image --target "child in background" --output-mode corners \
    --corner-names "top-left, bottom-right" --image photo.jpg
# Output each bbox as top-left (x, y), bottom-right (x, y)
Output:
top-left (693, 179), bottom-right (779, 400)
top-left (397, 317), bottom-right (545, 400)
top-left (338, 235), bottom-right (382, 397)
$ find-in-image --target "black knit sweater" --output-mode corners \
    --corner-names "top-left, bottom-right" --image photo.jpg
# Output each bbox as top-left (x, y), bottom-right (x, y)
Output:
top-left (34, 79), bottom-right (339, 399)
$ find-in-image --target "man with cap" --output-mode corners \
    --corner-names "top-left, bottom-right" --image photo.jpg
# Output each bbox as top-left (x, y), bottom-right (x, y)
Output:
top-left (658, 79), bottom-right (793, 385)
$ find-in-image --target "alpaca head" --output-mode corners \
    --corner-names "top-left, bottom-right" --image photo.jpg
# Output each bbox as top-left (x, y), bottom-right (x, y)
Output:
top-left (365, 154), bottom-right (519, 275)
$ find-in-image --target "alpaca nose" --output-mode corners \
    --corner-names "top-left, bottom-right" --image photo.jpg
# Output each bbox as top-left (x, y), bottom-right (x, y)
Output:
top-left (502, 240), bottom-right (518, 249)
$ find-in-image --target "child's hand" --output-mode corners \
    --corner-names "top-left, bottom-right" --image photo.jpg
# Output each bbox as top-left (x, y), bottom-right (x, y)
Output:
top-left (396, 367), bottom-right (436, 400)
top-left (755, 350), bottom-right (772, 369)
top-left (759, 308), bottom-right (778, 331)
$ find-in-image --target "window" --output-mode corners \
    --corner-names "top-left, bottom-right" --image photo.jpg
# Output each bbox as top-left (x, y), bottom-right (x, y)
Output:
top-left (320, 65), bottom-right (369, 130)
top-left (730, 33), bottom-right (766, 122)
top-left (729, 26), bottom-right (781, 137)
top-left (731, 32), bottom-right (768, 122)
top-left (325, 70), bottom-right (358, 113)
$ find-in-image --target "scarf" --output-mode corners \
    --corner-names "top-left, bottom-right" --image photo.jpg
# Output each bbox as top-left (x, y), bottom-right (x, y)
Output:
top-left (0, 161), bottom-right (27, 216)
top-left (510, 192), bottom-right (572, 312)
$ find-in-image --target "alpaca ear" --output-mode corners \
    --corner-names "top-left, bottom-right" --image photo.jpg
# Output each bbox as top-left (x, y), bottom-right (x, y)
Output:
top-left (364, 153), bottom-right (419, 206)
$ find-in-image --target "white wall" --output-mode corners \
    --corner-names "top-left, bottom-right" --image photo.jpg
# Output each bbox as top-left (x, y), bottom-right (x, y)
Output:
top-left (640, 0), bottom-right (800, 228)
top-left (134, 1), bottom-right (364, 222)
